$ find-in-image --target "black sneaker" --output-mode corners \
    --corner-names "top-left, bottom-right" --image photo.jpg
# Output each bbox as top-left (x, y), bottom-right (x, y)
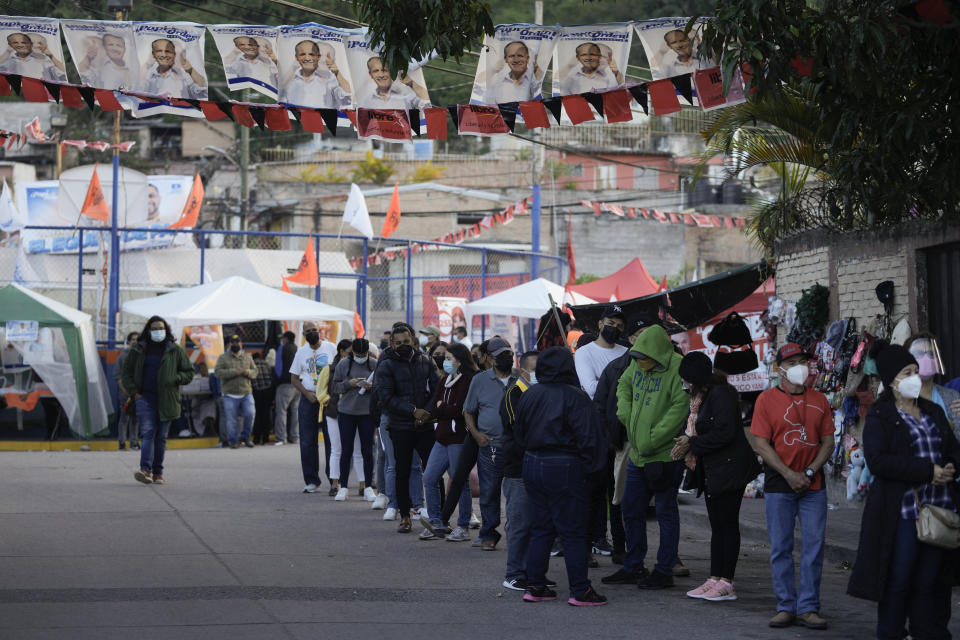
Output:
top-left (522, 586), bottom-right (557, 602)
top-left (328, 487), bottom-right (337, 497)
top-left (637, 570), bottom-right (673, 590)
top-left (611, 552), bottom-right (624, 565)
top-left (568, 586), bottom-right (608, 606)
top-left (545, 575), bottom-right (558, 588)
top-left (592, 538), bottom-right (614, 556)
top-left (503, 577), bottom-right (526, 591)
top-left (118, 442), bottom-right (126, 451)
top-left (550, 540), bottom-right (563, 557)
top-left (601, 568), bottom-right (644, 585)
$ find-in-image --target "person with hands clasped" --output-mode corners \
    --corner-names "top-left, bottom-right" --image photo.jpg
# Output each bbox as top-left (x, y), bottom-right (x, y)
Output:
top-left (749, 343), bottom-right (835, 631)
top-left (290, 321), bottom-right (337, 494)
top-left (215, 334), bottom-right (258, 449)
top-left (848, 342), bottom-right (960, 640)
top-left (332, 338), bottom-right (379, 502)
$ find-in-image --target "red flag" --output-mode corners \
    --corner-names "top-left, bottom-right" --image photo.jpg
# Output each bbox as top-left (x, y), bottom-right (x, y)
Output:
top-left (265, 107), bottom-right (292, 131)
top-left (659, 276), bottom-right (669, 291)
top-left (169, 174), bottom-right (204, 229)
top-left (286, 236), bottom-right (319, 286)
top-left (20, 77), bottom-right (49, 103)
top-left (353, 309), bottom-right (365, 339)
top-left (561, 95), bottom-right (595, 125)
top-left (231, 104), bottom-right (256, 128)
top-left (457, 105), bottom-right (510, 135)
top-left (648, 79), bottom-right (682, 115)
top-left (81, 164), bottom-right (110, 221)
top-left (566, 212), bottom-right (577, 285)
top-left (94, 89), bottom-right (123, 111)
top-left (298, 108), bottom-right (325, 134)
top-left (518, 100), bottom-right (550, 129)
top-left (356, 108), bottom-right (412, 140)
top-left (281, 277), bottom-right (292, 293)
top-left (602, 90), bottom-right (633, 124)
top-left (380, 183), bottom-right (401, 238)
top-left (200, 101), bottom-right (230, 121)
top-left (424, 107), bottom-right (448, 140)
top-left (0, 75), bottom-right (10, 97)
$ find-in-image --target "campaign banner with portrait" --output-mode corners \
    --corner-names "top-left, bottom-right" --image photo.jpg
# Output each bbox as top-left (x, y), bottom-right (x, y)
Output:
top-left (0, 16), bottom-right (67, 82)
top-left (184, 324), bottom-right (223, 371)
top-left (276, 23), bottom-right (355, 110)
top-left (356, 108), bottom-right (412, 141)
top-left (62, 20), bottom-right (138, 95)
top-left (208, 24), bottom-right (280, 99)
top-left (551, 23), bottom-right (631, 98)
top-left (435, 296), bottom-right (468, 342)
top-left (693, 66), bottom-right (746, 112)
top-left (470, 24), bottom-right (557, 106)
top-left (131, 22), bottom-right (208, 117)
top-left (345, 32), bottom-right (431, 113)
top-left (634, 18), bottom-right (715, 81)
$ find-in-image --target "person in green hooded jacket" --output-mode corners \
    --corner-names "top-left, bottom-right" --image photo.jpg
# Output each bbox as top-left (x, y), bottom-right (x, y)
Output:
top-left (601, 324), bottom-right (689, 590)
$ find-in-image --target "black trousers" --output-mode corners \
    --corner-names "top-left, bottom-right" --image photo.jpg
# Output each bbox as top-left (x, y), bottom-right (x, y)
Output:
top-left (587, 450), bottom-right (626, 553)
top-left (391, 428), bottom-right (435, 517)
top-left (252, 388), bottom-right (274, 443)
top-left (441, 436), bottom-right (479, 523)
top-left (705, 490), bottom-right (744, 579)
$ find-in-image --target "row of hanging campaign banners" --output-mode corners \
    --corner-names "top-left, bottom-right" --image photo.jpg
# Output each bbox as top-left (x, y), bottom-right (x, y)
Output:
top-left (0, 15), bottom-right (744, 122)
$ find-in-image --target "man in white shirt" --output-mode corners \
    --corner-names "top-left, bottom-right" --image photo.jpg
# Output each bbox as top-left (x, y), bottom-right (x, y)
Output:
top-left (143, 38), bottom-right (206, 99)
top-left (558, 42), bottom-right (622, 96)
top-left (452, 326), bottom-right (473, 350)
top-left (483, 41), bottom-right (539, 104)
top-left (575, 305), bottom-right (628, 400)
top-left (0, 33), bottom-right (67, 81)
top-left (290, 321), bottom-right (338, 493)
top-left (655, 29), bottom-right (713, 80)
top-left (358, 56), bottom-right (430, 110)
top-left (77, 33), bottom-right (134, 89)
top-left (226, 36), bottom-right (279, 93)
top-left (280, 40), bottom-right (350, 109)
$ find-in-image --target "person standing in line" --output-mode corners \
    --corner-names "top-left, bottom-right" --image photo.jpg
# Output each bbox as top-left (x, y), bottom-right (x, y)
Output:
top-left (452, 326), bottom-right (473, 350)
top-left (290, 321), bottom-right (337, 493)
top-left (848, 342), bottom-right (960, 640)
top-left (273, 331), bottom-right (299, 446)
top-left (332, 338), bottom-right (378, 502)
top-left (121, 316), bottom-right (193, 485)
top-left (673, 351), bottom-right (758, 602)
top-left (375, 323), bottom-right (440, 533)
top-left (515, 347), bottom-right (608, 606)
top-left (250, 351), bottom-right (276, 444)
top-left (749, 343), bottom-right (835, 630)
top-left (419, 326), bottom-right (442, 355)
top-left (116, 331), bottom-right (140, 451)
top-left (215, 334), bottom-right (257, 449)
top-left (327, 339), bottom-right (353, 497)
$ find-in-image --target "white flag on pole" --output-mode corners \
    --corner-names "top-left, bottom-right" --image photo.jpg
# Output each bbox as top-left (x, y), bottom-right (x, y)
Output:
top-left (0, 179), bottom-right (23, 233)
top-left (342, 183), bottom-right (374, 239)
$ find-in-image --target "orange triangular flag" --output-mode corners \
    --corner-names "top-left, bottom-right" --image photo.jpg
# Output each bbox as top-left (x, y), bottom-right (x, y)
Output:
top-left (281, 277), bottom-right (291, 293)
top-left (286, 235), bottom-right (319, 286)
top-left (380, 183), bottom-right (401, 239)
top-left (353, 309), bottom-right (365, 338)
top-left (169, 173), bottom-right (204, 229)
top-left (81, 164), bottom-right (110, 221)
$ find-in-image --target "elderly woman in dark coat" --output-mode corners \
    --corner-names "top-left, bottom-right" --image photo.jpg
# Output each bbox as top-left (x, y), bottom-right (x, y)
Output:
top-left (848, 342), bottom-right (960, 640)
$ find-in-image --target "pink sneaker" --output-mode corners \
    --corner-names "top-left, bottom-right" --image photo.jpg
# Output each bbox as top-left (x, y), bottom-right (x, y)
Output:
top-left (686, 578), bottom-right (717, 599)
top-left (703, 579), bottom-right (737, 601)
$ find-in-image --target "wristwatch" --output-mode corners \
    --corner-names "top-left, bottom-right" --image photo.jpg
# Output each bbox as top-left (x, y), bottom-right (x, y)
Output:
top-left (804, 468), bottom-right (816, 480)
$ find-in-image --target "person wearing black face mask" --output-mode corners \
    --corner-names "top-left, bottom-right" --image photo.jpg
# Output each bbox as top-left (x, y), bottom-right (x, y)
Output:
top-left (290, 321), bottom-right (338, 494)
top-left (214, 335), bottom-right (258, 449)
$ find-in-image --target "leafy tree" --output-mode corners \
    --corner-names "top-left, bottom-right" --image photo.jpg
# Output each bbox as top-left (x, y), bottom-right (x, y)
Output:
top-left (408, 161), bottom-right (447, 183)
top-left (350, 151), bottom-right (395, 183)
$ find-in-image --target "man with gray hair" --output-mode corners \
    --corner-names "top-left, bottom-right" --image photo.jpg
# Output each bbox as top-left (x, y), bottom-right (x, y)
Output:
top-left (289, 321), bottom-right (337, 493)
top-left (281, 39), bottom-right (351, 108)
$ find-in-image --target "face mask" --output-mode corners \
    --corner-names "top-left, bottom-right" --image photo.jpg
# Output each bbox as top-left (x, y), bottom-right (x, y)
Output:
top-left (396, 344), bottom-right (414, 359)
top-left (527, 371), bottom-right (537, 385)
top-left (494, 352), bottom-right (514, 371)
top-left (782, 364), bottom-right (808, 386)
top-left (917, 355), bottom-right (938, 379)
top-left (600, 325), bottom-right (622, 344)
top-left (305, 331), bottom-right (319, 346)
top-left (353, 355), bottom-right (368, 364)
top-left (230, 344), bottom-right (241, 353)
top-left (150, 329), bottom-right (165, 342)
top-left (419, 334), bottom-right (429, 347)
top-left (443, 360), bottom-right (457, 375)
top-left (896, 374), bottom-right (923, 399)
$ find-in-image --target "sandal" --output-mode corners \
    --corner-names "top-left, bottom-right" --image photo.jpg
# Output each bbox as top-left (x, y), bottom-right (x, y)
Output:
top-left (397, 517), bottom-right (412, 533)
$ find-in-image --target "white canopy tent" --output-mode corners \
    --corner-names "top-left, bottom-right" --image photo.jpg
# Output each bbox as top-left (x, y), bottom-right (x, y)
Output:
top-left (121, 276), bottom-right (355, 336)
top-left (464, 278), bottom-right (597, 320)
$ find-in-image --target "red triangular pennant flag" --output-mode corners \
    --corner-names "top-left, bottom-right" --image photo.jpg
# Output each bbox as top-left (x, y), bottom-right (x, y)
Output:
top-left (602, 90), bottom-right (634, 124)
top-left (264, 107), bottom-right (292, 131)
top-left (286, 236), bottom-right (319, 286)
top-left (380, 183), bottom-right (401, 239)
top-left (81, 164), bottom-right (110, 221)
top-left (518, 100), bottom-right (551, 129)
top-left (424, 107), bottom-right (448, 140)
top-left (232, 104), bottom-right (256, 128)
top-left (560, 94), bottom-right (595, 125)
top-left (21, 77), bottom-right (49, 103)
top-left (94, 89), bottom-right (123, 111)
top-left (298, 108), bottom-right (325, 134)
top-left (199, 101), bottom-right (230, 121)
top-left (169, 174), bottom-right (204, 229)
top-left (353, 309), bottom-right (365, 338)
top-left (0, 75), bottom-right (10, 97)
top-left (648, 79), bottom-right (682, 115)
top-left (60, 85), bottom-right (84, 109)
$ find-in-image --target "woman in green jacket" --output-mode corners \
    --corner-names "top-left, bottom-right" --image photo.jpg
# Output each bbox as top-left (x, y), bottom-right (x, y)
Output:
top-left (120, 315), bottom-right (194, 485)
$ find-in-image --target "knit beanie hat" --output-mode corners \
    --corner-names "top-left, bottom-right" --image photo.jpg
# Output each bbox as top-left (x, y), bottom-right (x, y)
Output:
top-left (872, 341), bottom-right (918, 389)
top-left (679, 351), bottom-right (713, 386)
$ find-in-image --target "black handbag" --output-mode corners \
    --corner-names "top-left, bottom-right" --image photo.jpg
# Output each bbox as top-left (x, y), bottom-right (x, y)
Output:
top-left (708, 312), bottom-right (752, 347)
top-left (714, 347), bottom-right (759, 375)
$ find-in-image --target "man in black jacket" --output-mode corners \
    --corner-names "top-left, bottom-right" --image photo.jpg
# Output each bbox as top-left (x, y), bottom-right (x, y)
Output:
top-left (515, 347), bottom-right (608, 606)
top-left (375, 323), bottom-right (440, 533)
top-left (273, 331), bottom-right (299, 445)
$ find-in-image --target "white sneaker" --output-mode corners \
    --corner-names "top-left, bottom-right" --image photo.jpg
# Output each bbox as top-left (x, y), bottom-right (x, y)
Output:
top-left (383, 507), bottom-right (398, 521)
top-left (335, 487), bottom-right (348, 501)
top-left (178, 429), bottom-right (191, 438)
top-left (363, 487), bottom-right (377, 502)
top-left (274, 441), bottom-right (285, 446)
top-left (469, 512), bottom-right (481, 529)
top-left (371, 494), bottom-right (388, 510)
top-left (302, 484), bottom-right (317, 494)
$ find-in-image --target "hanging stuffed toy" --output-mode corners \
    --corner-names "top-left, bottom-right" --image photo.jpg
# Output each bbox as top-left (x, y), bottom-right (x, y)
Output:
top-left (858, 458), bottom-right (874, 496)
top-left (846, 447), bottom-right (865, 501)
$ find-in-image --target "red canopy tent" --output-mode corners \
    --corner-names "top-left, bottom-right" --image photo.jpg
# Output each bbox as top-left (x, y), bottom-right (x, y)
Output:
top-left (568, 257), bottom-right (661, 302)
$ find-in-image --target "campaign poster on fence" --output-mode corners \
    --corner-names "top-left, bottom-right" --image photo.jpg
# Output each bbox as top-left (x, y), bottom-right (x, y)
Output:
top-left (345, 32), bottom-right (432, 112)
top-left (687, 310), bottom-right (770, 392)
top-left (0, 16), bottom-right (67, 82)
top-left (470, 24), bottom-right (557, 106)
top-left (634, 18), bottom-right (715, 81)
top-left (276, 23), bottom-right (354, 110)
top-left (62, 20), bottom-right (138, 94)
top-left (693, 66), bottom-right (746, 111)
top-left (435, 296), bottom-right (468, 341)
top-left (551, 23), bottom-right (631, 97)
top-left (184, 324), bottom-right (223, 371)
top-left (208, 24), bottom-right (280, 100)
top-left (131, 22), bottom-right (207, 117)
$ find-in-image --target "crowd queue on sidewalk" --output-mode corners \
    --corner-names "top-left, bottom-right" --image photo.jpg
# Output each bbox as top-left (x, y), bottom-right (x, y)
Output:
top-left (117, 307), bottom-right (960, 637)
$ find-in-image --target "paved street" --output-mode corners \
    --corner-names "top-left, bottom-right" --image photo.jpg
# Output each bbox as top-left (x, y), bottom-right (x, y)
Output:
top-left (0, 447), bottom-right (956, 639)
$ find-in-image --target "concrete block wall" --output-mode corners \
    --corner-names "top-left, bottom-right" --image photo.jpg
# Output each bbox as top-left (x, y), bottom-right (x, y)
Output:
top-left (774, 247), bottom-right (831, 308)
top-left (836, 252), bottom-right (909, 325)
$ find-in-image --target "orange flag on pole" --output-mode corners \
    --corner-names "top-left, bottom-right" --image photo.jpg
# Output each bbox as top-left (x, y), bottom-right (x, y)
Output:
top-left (169, 173), bottom-right (204, 229)
top-left (81, 164), bottom-right (110, 221)
top-left (286, 235), bottom-right (319, 286)
top-left (281, 277), bottom-right (292, 293)
top-left (353, 309), bottom-right (365, 338)
top-left (380, 183), bottom-right (401, 238)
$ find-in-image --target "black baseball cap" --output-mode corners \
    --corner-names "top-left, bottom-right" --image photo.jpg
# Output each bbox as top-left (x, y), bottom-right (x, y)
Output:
top-left (602, 304), bottom-right (625, 321)
top-left (625, 312), bottom-right (658, 336)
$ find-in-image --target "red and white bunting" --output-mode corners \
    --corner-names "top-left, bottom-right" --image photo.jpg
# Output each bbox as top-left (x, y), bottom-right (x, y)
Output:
top-left (580, 199), bottom-right (746, 228)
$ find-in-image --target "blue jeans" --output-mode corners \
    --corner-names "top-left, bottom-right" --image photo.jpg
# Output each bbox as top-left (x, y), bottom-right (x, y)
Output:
top-left (423, 441), bottom-right (471, 528)
top-left (522, 451), bottom-right (591, 597)
top-left (477, 444), bottom-right (505, 542)
top-left (136, 397), bottom-right (170, 474)
top-left (297, 397), bottom-right (331, 486)
top-left (764, 489), bottom-right (827, 615)
top-left (503, 476), bottom-right (536, 581)
top-left (222, 394), bottom-right (254, 444)
top-left (621, 459), bottom-right (683, 576)
top-left (379, 419), bottom-right (423, 511)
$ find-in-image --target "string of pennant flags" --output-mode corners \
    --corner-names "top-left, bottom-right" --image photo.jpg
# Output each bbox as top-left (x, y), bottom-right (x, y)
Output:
top-left (581, 199), bottom-right (747, 228)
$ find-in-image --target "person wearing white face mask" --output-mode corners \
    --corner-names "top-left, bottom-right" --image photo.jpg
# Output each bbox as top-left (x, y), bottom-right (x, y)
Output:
top-left (848, 341), bottom-right (960, 640)
top-left (332, 338), bottom-right (378, 502)
top-left (419, 326), bottom-right (441, 355)
top-left (904, 332), bottom-right (960, 439)
top-left (748, 343), bottom-right (835, 631)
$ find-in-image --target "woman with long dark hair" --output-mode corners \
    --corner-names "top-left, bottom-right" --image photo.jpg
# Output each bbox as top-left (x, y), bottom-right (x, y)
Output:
top-left (848, 342), bottom-right (960, 639)
top-left (332, 338), bottom-right (378, 501)
top-left (120, 315), bottom-right (193, 485)
top-left (672, 352), bottom-right (758, 602)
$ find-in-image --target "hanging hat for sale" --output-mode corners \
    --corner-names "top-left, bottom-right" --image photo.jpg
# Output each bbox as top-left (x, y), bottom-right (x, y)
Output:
top-left (871, 341), bottom-right (917, 389)
top-left (707, 311), bottom-right (752, 347)
top-left (601, 304), bottom-right (625, 321)
top-left (679, 351), bottom-right (713, 386)
top-left (875, 280), bottom-right (894, 314)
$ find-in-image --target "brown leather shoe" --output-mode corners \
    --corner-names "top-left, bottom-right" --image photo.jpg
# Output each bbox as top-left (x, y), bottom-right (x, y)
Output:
top-left (795, 612), bottom-right (827, 630)
top-left (397, 517), bottom-right (412, 533)
top-left (481, 539), bottom-right (497, 551)
top-left (769, 611), bottom-right (795, 628)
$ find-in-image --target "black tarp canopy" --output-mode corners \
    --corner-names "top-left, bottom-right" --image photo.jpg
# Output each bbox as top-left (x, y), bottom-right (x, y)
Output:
top-left (569, 260), bottom-right (774, 331)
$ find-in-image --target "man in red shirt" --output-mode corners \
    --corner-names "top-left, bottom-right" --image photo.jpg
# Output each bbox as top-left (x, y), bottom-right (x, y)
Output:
top-left (750, 343), bottom-right (835, 631)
